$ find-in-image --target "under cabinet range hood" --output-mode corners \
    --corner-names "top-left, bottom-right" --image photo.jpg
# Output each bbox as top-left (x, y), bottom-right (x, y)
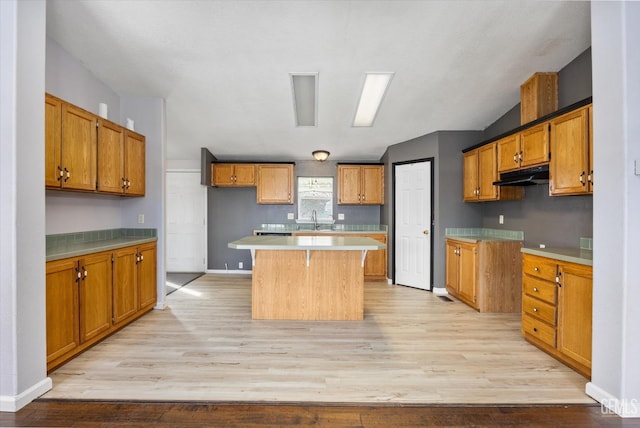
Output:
top-left (493, 164), bottom-right (549, 186)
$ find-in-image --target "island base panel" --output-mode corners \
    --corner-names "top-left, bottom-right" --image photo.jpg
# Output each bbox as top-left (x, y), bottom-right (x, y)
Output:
top-left (252, 249), bottom-right (364, 320)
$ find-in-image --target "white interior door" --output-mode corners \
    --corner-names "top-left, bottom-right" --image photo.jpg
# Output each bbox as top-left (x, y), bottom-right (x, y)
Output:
top-left (166, 171), bottom-right (206, 272)
top-left (395, 161), bottom-right (432, 290)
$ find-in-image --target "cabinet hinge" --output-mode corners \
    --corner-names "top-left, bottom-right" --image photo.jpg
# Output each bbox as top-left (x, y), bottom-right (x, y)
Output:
top-left (96, 122), bottom-right (99, 128)
top-left (111, 255), bottom-right (115, 263)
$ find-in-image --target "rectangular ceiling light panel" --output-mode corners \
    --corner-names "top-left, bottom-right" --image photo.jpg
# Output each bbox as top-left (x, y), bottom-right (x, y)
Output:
top-left (353, 72), bottom-right (394, 127)
top-left (290, 73), bottom-right (318, 127)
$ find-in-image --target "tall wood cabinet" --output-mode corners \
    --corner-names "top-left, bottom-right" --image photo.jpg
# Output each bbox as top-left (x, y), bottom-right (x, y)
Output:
top-left (256, 164), bottom-right (294, 204)
top-left (446, 238), bottom-right (523, 312)
top-left (337, 164), bottom-right (384, 205)
top-left (46, 241), bottom-right (157, 372)
top-left (521, 253), bottom-right (592, 378)
top-left (549, 105), bottom-right (592, 195)
top-left (45, 94), bottom-right (97, 191)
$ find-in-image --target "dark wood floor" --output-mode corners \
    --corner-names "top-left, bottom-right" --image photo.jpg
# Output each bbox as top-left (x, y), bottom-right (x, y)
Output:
top-left (0, 400), bottom-right (633, 427)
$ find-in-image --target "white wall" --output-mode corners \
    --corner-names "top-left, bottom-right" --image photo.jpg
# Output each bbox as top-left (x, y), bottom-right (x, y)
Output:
top-left (587, 1), bottom-right (640, 417)
top-left (0, 0), bottom-right (51, 412)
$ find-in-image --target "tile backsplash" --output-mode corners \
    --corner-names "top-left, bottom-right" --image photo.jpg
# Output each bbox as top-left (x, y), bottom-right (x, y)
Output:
top-left (46, 228), bottom-right (156, 249)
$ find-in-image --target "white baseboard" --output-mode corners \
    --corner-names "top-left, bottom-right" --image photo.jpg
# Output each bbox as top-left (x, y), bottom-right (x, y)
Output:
top-left (207, 269), bottom-right (252, 274)
top-left (432, 287), bottom-right (448, 296)
top-left (586, 382), bottom-right (640, 418)
top-left (0, 377), bottom-right (52, 412)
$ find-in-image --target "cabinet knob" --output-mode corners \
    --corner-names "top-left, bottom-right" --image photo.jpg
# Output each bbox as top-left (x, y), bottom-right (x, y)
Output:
top-left (533, 307), bottom-right (538, 312)
top-left (533, 287), bottom-right (539, 292)
top-left (533, 267), bottom-right (539, 271)
top-left (579, 171), bottom-right (586, 186)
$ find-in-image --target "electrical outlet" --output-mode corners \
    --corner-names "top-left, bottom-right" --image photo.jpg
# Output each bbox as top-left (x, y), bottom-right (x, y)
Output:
top-left (287, 213), bottom-right (294, 220)
top-left (338, 213), bottom-right (345, 220)
top-left (499, 214), bottom-right (504, 224)
top-left (239, 262), bottom-right (243, 269)
top-left (138, 214), bottom-right (144, 224)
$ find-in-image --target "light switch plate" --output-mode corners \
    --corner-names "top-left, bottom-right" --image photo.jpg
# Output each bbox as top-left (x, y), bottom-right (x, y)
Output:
top-left (138, 214), bottom-right (144, 224)
top-left (287, 213), bottom-right (294, 220)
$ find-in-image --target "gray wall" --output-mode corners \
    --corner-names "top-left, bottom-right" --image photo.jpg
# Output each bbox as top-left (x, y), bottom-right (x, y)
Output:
top-left (208, 160), bottom-right (381, 270)
top-left (478, 47), bottom-right (593, 248)
top-left (381, 131), bottom-right (484, 289)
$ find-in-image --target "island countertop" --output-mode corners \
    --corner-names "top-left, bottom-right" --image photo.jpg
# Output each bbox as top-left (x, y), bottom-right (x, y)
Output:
top-left (229, 235), bottom-right (386, 251)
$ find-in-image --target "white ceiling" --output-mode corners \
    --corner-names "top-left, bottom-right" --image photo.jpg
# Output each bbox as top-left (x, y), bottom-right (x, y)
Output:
top-left (46, 0), bottom-right (591, 162)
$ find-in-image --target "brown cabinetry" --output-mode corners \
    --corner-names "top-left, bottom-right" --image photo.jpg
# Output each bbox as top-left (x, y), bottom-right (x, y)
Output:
top-left (337, 164), bottom-right (384, 205)
top-left (45, 241), bottom-right (157, 372)
top-left (520, 72), bottom-right (558, 125)
top-left (446, 238), bottom-right (522, 312)
top-left (549, 105), bottom-right (592, 196)
top-left (464, 143), bottom-right (523, 202)
top-left (45, 93), bottom-right (145, 196)
top-left (45, 94), bottom-right (97, 191)
top-left (256, 164), bottom-right (294, 204)
top-left (497, 123), bottom-right (549, 173)
top-left (212, 163), bottom-right (256, 187)
top-left (521, 253), bottom-right (592, 378)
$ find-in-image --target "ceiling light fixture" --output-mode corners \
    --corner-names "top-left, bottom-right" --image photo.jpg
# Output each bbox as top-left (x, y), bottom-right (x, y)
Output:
top-left (352, 72), bottom-right (394, 127)
top-left (290, 72), bottom-right (318, 127)
top-left (312, 150), bottom-right (330, 161)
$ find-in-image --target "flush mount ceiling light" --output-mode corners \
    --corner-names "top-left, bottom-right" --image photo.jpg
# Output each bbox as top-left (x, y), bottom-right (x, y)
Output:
top-left (352, 72), bottom-right (394, 127)
top-left (312, 150), bottom-right (330, 161)
top-left (290, 72), bottom-right (318, 127)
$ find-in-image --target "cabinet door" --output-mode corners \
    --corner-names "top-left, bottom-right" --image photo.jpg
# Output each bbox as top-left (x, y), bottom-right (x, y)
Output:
top-left (496, 134), bottom-right (520, 173)
top-left (458, 242), bottom-right (477, 307)
top-left (138, 243), bottom-right (157, 310)
top-left (477, 143), bottom-right (498, 201)
top-left (360, 165), bottom-right (384, 204)
top-left (97, 119), bottom-right (125, 194)
top-left (588, 105), bottom-right (594, 193)
top-left (61, 103), bottom-right (97, 191)
top-left (46, 258), bottom-right (79, 363)
top-left (212, 164), bottom-right (235, 186)
top-left (558, 262), bottom-right (592, 369)
top-left (256, 164), bottom-right (293, 204)
top-left (363, 234), bottom-right (387, 278)
top-left (234, 164), bottom-right (256, 186)
top-left (338, 165), bottom-right (362, 204)
top-left (549, 107), bottom-right (589, 195)
top-left (45, 94), bottom-right (63, 188)
top-left (520, 123), bottom-right (549, 167)
top-left (462, 150), bottom-right (478, 201)
top-left (445, 240), bottom-right (459, 293)
top-left (124, 131), bottom-right (146, 196)
top-left (112, 247), bottom-right (139, 325)
top-left (78, 252), bottom-right (113, 343)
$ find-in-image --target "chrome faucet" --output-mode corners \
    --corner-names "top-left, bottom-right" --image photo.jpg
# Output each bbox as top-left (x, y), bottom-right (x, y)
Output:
top-left (311, 209), bottom-right (318, 230)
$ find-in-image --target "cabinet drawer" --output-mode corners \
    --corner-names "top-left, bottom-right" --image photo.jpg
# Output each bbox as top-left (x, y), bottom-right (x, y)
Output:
top-left (522, 314), bottom-right (556, 348)
top-left (523, 275), bottom-right (557, 305)
top-left (523, 294), bottom-right (556, 325)
top-left (523, 255), bottom-right (557, 281)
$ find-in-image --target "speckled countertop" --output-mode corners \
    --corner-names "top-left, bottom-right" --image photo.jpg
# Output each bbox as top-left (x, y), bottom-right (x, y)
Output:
top-left (521, 247), bottom-right (592, 266)
top-left (445, 227), bottom-right (524, 243)
top-left (46, 228), bottom-right (157, 262)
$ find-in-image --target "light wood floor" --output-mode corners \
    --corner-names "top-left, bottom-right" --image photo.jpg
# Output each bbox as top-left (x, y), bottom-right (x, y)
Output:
top-left (43, 274), bottom-right (594, 404)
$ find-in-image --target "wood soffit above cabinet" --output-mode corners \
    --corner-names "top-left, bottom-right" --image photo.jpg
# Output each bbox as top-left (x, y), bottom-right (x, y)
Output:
top-left (462, 96), bottom-right (592, 154)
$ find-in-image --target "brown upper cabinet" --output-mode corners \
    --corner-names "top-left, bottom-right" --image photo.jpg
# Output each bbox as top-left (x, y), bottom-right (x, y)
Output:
top-left (497, 123), bottom-right (549, 173)
top-left (45, 94), bottom-right (97, 191)
top-left (549, 105), bottom-right (592, 196)
top-left (211, 163), bottom-right (256, 187)
top-left (45, 93), bottom-right (145, 196)
top-left (520, 72), bottom-right (558, 125)
top-left (337, 164), bottom-right (384, 205)
top-left (256, 164), bottom-right (294, 204)
top-left (96, 120), bottom-right (146, 196)
top-left (464, 143), bottom-right (523, 202)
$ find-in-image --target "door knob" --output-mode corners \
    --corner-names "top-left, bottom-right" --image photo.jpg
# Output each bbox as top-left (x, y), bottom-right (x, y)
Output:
top-left (423, 230), bottom-right (429, 235)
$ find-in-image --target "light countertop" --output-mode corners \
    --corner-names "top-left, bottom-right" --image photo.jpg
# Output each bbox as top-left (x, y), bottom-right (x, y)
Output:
top-left (47, 237), bottom-right (157, 262)
top-left (229, 235), bottom-right (386, 251)
top-left (521, 246), bottom-right (593, 266)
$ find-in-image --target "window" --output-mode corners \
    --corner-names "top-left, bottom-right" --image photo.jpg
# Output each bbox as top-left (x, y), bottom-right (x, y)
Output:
top-left (297, 177), bottom-right (333, 222)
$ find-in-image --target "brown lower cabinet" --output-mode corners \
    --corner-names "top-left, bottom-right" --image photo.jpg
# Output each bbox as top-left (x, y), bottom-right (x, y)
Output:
top-left (521, 253), bottom-right (592, 378)
top-left (46, 242), bottom-right (157, 372)
top-left (445, 238), bottom-right (523, 312)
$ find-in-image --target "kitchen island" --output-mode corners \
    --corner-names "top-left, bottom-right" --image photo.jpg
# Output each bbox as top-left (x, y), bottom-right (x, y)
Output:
top-left (229, 235), bottom-right (386, 320)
